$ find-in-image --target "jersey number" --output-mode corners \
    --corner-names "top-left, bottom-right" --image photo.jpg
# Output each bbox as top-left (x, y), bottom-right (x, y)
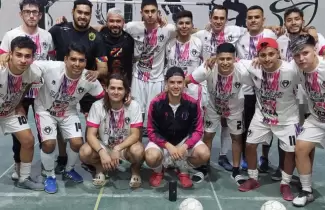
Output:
top-left (289, 135), bottom-right (296, 146)
top-left (18, 116), bottom-right (27, 125)
top-left (237, 121), bottom-right (242, 130)
top-left (75, 123), bottom-right (81, 132)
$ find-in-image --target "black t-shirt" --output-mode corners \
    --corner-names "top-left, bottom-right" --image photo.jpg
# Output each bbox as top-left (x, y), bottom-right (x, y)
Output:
top-left (99, 27), bottom-right (134, 83)
top-left (49, 22), bottom-right (106, 70)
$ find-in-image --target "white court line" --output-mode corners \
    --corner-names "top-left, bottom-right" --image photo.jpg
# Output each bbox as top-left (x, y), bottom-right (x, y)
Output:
top-left (0, 142), bottom-right (39, 179)
top-left (208, 175), bottom-right (223, 210)
top-left (0, 192), bottom-right (212, 199)
top-left (218, 196), bottom-right (325, 203)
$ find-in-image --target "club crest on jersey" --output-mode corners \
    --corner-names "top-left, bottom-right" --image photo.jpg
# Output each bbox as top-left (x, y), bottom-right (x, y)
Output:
top-left (43, 126), bottom-right (53, 135)
top-left (125, 117), bottom-right (130, 124)
top-left (191, 49), bottom-right (198, 56)
top-left (227, 35), bottom-right (233, 42)
top-left (42, 42), bottom-right (48, 50)
top-left (205, 120), bottom-right (212, 128)
top-left (77, 87), bottom-right (84, 94)
top-left (52, 80), bottom-right (55, 85)
top-left (234, 82), bottom-right (241, 89)
top-left (89, 32), bottom-right (96, 41)
top-left (159, 34), bottom-right (165, 42)
top-left (181, 112), bottom-right (189, 120)
top-left (281, 80), bottom-right (291, 88)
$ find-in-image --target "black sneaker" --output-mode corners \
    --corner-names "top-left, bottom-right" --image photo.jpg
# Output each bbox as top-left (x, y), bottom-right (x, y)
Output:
top-left (191, 165), bottom-right (208, 183)
top-left (258, 156), bottom-right (269, 173)
top-left (293, 190), bottom-right (314, 207)
top-left (271, 168), bottom-right (282, 181)
top-left (54, 163), bottom-right (66, 174)
top-left (218, 155), bottom-right (233, 171)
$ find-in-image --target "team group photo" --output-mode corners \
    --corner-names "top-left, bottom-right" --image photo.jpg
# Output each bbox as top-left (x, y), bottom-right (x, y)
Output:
top-left (0, 0), bottom-right (325, 209)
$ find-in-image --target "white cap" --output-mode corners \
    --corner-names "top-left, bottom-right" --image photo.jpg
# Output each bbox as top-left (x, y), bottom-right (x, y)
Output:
top-left (107, 8), bottom-right (124, 19)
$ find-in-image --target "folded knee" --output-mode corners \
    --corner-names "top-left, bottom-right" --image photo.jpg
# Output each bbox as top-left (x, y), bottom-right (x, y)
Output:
top-left (145, 149), bottom-right (162, 167)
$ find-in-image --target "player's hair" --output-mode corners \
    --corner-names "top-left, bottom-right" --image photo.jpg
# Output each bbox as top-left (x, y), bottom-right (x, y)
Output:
top-left (247, 5), bottom-right (264, 14)
top-left (10, 36), bottom-right (37, 55)
top-left (141, 0), bottom-right (158, 10)
top-left (216, 43), bottom-right (236, 54)
top-left (284, 7), bottom-right (304, 20)
top-left (104, 73), bottom-right (131, 111)
top-left (289, 34), bottom-right (316, 54)
top-left (175, 10), bottom-right (193, 23)
top-left (165, 66), bottom-right (185, 81)
top-left (19, 0), bottom-right (41, 11)
top-left (65, 43), bottom-right (87, 57)
top-left (209, 4), bottom-right (228, 18)
top-left (73, 0), bottom-right (93, 10)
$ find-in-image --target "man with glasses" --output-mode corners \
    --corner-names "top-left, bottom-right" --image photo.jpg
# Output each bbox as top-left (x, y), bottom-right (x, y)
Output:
top-left (0, 0), bottom-right (54, 181)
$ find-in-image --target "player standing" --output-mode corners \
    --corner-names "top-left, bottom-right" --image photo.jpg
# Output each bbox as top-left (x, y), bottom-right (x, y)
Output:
top-left (0, 0), bottom-right (54, 181)
top-left (32, 43), bottom-right (103, 194)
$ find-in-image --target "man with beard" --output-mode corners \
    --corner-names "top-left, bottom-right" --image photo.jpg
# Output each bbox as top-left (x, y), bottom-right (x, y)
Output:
top-left (0, 0), bottom-right (54, 181)
top-left (49, 0), bottom-right (108, 174)
top-left (94, 8), bottom-right (134, 84)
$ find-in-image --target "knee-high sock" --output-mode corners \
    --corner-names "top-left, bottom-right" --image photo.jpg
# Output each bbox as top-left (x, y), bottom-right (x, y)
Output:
top-left (41, 150), bottom-right (55, 178)
top-left (66, 145), bottom-right (79, 172)
top-left (220, 127), bottom-right (231, 155)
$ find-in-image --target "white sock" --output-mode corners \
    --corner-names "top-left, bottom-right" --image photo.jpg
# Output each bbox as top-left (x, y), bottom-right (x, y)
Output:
top-left (152, 165), bottom-right (163, 173)
top-left (19, 162), bottom-right (31, 182)
top-left (300, 174), bottom-right (312, 192)
top-left (248, 169), bottom-right (259, 180)
top-left (220, 127), bottom-right (231, 155)
top-left (66, 146), bottom-right (79, 172)
top-left (280, 170), bottom-right (292, 185)
top-left (175, 160), bottom-right (189, 174)
top-left (41, 150), bottom-right (55, 178)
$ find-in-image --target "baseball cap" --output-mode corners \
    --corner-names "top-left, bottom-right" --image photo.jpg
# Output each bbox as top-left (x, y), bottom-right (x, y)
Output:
top-left (257, 38), bottom-right (279, 53)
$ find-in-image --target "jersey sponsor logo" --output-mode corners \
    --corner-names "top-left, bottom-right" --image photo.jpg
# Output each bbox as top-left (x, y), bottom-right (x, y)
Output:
top-left (89, 32), bottom-right (96, 41)
top-left (110, 48), bottom-right (123, 57)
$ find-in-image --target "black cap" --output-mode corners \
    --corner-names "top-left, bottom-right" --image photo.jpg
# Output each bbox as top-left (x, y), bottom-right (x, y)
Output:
top-left (165, 67), bottom-right (185, 80)
top-left (141, 0), bottom-right (158, 9)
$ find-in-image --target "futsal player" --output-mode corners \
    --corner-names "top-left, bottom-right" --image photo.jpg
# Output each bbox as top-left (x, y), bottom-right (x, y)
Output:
top-left (31, 43), bottom-right (103, 194)
top-left (0, 0), bottom-right (54, 181)
top-left (290, 34), bottom-right (325, 207)
top-left (49, 0), bottom-right (108, 174)
top-left (80, 74), bottom-right (144, 188)
top-left (0, 36), bottom-right (44, 190)
top-left (187, 43), bottom-right (253, 185)
top-left (238, 38), bottom-right (300, 201)
top-left (145, 67), bottom-right (210, 188)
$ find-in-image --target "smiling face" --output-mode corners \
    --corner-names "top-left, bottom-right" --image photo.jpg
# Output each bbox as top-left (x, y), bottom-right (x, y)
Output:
top-left (285, 12), bottom-right (304, 34)
top-left (209, 9), bottom-right (227, 33)
top-left (246, 9), bottom-right (264, 32)
top-left (106, 78), bottom-right (126, 103)
top-left (10, 47), bottom-right (34, 74)
top-left (176, 17), bottom-right (193, 37)
top-left (166, 75), bottom-right (185, 97)
top-left (216, 52), bottom-right (235, 75)
top-left (258, 47), bottom-right (280, 71)
top-left (64, 50), bottom-right (86, 77)
top-left (72, 4), bottom-right (92, 29)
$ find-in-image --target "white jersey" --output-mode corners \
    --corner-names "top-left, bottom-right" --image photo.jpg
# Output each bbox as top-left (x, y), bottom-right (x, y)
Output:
top-left (236, 29), bottom-right (277, 95)
top-left (0, 26), bottom-right (55, 98)
top-left (86, 99), bottom-right (143, 148)
top-left (248, 61), bottom-right (300, 125)
top-left (297, 57), bottom-right (325, 122)
top-left (125, 22), bottom-right (176, 82)
top-left (193, 25), bottom-right (247, 60)
top-left (0, 65), bottom-right (42, 117)
top-left (165, 36), bottom-right (202, 76)
top-left (277, 33), bottom-right (325, 61)
top-left (33, 61), bottom-right (104, 117)
top-left (190, 60), bottom-right (253, 118)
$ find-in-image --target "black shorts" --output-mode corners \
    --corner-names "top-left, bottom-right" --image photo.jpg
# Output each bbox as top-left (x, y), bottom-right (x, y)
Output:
top-left (79, 94), bottom-right (100, 113)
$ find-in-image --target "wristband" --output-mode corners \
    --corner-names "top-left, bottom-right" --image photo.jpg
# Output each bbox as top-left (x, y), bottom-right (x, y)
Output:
top-left (97, 148), bottom-right (103, 153)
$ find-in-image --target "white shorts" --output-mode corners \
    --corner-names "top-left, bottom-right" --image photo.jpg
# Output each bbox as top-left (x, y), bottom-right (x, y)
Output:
top-left (297, 85), bottom-right (308, 105)
top-left (185, 83), bottom-right (208, 108)
top-left (204, 101), bottom-right (244, 135)
top-left (0, 114), bottom-right (30, 135)
top-left (35, 111), bottom-right (82, 141)
top-left (131, 76), bottom-right (164, 115)
top-left (145, 139), bottom-right (204, 167)
top-left (298, 116), bottom-right (325, 148)
top-left (246, 116), bottom-right (300, 152)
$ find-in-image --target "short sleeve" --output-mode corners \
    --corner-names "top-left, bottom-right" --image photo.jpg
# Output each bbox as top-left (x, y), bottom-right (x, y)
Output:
top-left (0, 32), bottom-right (11, 54)
top-left (88, 79), bottom-right (105, 98)
top-left (130, 101), bottom-right (143, 128)
top-left (237, 60), bottom-right (254, 86)
top-left (48, 25), bottom-right (59, 50)
top-left (190, 63), bottom-right (209, 84)
top-left (33, 60), bottom-right (60, 74)
top-left (165, 24), bottom-right (176, 39)
top-left (94, 33), bottom-right (108, 61)
top-left (86, 102), bottom-right (102, 128)
top-left (239, 27), bottom-right (248, 37)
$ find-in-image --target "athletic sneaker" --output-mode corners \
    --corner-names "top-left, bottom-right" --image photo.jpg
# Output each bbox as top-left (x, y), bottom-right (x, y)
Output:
top-left (238, 178), bottom-right (260, 192)
top-left (280, 184), bottom-right (294, 201)
top-left (17, 176), bottom-right (44, 191)
top-left (271, 168), bottom-right (282, 181)
top-left (258, 156), bottom-right (269, 173)
top-left (292, 190), bottom-right (314, 207)
top-left (11, 163), bottom-right (20, 181)
top-left (231, 174), bottom-right (246, 186)
top-left (218, 155), bottom-right (233, 171)
top-left (44, 176), bottom-right (57, 194)
top-left (149, 171), bottom-right (164, 187)
top-left (81, 163), bottom-right (96, 174)
top-left (54, 162), bottom-right (66, 174)
top-left (177, 172), bottom-right (193, 188)
top-left (62, 169), bottom-right (83, 183)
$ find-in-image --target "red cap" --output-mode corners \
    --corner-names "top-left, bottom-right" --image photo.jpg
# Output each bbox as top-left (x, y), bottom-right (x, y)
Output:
top-left (257, 38), bottom-right (278, 52)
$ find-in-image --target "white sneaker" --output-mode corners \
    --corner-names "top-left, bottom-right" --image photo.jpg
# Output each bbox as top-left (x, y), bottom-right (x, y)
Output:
top-left (11, 163), bottom-right (20, 181)
top-left (292, 190), bottom-right (314, 207)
